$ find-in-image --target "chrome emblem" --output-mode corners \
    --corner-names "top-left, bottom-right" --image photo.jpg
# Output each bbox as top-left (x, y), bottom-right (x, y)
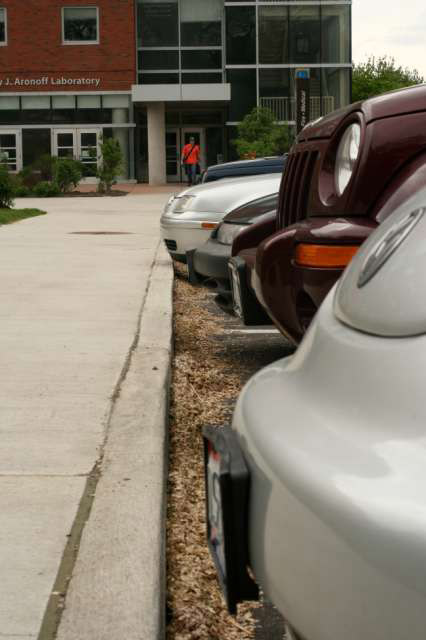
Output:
top-left (358, 208), bottom-right (425, 288)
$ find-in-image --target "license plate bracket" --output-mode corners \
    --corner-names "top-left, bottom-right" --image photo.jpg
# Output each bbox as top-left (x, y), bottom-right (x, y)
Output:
top-left (203, 425), bottom-right (259, 614)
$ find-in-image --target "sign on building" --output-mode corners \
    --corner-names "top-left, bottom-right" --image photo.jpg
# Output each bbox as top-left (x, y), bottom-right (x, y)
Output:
top-left (295, 69), bottom-right (310, 134)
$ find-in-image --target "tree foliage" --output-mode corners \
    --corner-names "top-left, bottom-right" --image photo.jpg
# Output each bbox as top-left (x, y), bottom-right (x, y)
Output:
top-left (53, 157), bottom-right (84, 193)
top-left (233, 107), bottom-right (292, 158)
top-left (0, 162), bottom-right (15, 208)
top-left (97, 137), bottom-right (124, 193)
top-left (352, 56), bottom-right (424, 102)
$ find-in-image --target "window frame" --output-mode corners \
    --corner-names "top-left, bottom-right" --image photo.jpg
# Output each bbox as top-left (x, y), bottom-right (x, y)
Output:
top-left (62, 6), bottom-right (100, 46)
top-left (0, 7), bottom-right (7, 46)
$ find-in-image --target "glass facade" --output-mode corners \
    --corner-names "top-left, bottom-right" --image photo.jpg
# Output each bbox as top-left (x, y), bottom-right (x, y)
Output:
top-left (137, 0), bottom-right (224, 84)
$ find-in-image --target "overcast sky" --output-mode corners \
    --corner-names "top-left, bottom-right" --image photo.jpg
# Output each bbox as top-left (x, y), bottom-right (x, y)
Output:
top-left (352, 0), bottom-right (426, 78)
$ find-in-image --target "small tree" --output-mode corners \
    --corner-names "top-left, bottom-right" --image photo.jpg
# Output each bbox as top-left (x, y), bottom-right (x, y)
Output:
top-left (97, 137), bottom-right (124, 193)
top-left (353, 56), bottom-right (424, 102)
top-left (53, 157), bottom-right (83, 193)
top-left (233, 107), bottom-right (292, 159)
top-left (0, 162), bottom-right (14, 209)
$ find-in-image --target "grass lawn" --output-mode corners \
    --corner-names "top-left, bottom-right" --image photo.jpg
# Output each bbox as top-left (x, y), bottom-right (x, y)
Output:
top-left (0, 208), bottom-right (46, 226)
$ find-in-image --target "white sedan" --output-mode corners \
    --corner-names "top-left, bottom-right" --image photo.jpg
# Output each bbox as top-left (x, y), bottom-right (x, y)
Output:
top-left (204, 187), bottom-right (426, 639)
top-left (160, 173), bottom-right (281, 262)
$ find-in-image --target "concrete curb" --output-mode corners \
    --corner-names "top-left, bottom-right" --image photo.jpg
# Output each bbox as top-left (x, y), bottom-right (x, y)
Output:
top-left (55, 242), bottom-right (173, 640)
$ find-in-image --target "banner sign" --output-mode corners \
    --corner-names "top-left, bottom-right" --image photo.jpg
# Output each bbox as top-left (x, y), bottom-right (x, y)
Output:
top-left (0, 76), bottom-right (101, 88)
top-left (295, 68), bottom-right (310, 134)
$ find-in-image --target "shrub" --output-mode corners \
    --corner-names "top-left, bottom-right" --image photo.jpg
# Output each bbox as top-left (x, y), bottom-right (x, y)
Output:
top-left (33, 181), bottom-right (61, 197)
top-left (233, 106), bottom-right (292, 158)
top-left (34, 154), bottom-right (56, 181)
top-left (14, 185), bottom-right (31, 197)
top-left (0, 163), bottom-right (15, 208)
top-left (53, 157), bottom-right (83, 193)
top-left (97, 137), bottom-right (124, 193)
top-left (18, 166), bottom-right (43, 189)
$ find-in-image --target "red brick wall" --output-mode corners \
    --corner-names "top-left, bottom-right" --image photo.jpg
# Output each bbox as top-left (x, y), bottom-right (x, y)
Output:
top-left (0, 0), bottom-right (136, 92)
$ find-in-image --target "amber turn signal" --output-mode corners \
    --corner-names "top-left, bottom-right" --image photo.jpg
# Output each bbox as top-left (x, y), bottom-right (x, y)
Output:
top-left (201, 222), bottom-right (218, 230)
top-left (295, 244), bottom-right (359, 268)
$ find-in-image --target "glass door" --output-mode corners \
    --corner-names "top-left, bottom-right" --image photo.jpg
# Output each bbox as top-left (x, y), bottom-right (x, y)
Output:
top-left (166, 128), bottom-right (181, 182)
top-left (78, 129), bottom-right (101, 179)
top-left (0, 130), bottom-right (22, 173)
top-left (53, 129), bottom-right (76, 159)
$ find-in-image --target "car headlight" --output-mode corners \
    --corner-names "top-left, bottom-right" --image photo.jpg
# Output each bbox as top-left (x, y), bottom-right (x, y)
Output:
top-left (335, 123), bottom-right (361, 197)
top-left (216, 222), bottom-right (244, 245)
top-left (169, 194), bottom-right (196, 214)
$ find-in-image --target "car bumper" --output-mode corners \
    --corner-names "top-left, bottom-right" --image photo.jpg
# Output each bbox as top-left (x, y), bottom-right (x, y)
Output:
top-left (228, 256), bottom-right (272, 325)
top-left (232, 287), bottom-right (426, 640)
top-left (160, 218), bottom-right (213, 261)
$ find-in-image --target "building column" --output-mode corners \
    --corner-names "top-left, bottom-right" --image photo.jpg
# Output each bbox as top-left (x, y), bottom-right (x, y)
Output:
top-left (112, 108), bottom-right (130, 180)
top-left (147, 102), bottom-right (166, 185)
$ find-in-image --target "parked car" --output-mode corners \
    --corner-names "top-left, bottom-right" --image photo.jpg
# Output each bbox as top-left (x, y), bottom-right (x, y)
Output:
top-left (187, 194), bottom-right (277, 319)
top-left (201, 155), bottom-right (287, 184)
top-left (161, 173), bottom-right (281, 262)
top-left (204, 188), bottom-right (426, 638)
top-left (230, 83), bottom-right (426, 343)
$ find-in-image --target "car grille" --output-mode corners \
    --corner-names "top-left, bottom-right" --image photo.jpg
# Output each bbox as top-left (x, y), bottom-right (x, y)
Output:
top-left (278, 150), bottom-right (318, 228)
top-left (164, 239), bottom-right (177, 251)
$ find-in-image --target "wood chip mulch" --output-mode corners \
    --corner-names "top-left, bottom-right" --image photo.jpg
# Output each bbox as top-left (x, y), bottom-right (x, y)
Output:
top-left (166, 264), bottom-right (259, 640)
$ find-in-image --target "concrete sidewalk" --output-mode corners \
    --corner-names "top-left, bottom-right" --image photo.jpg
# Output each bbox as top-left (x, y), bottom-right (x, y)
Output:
top-left (0, 192), bottom-right (175, 640)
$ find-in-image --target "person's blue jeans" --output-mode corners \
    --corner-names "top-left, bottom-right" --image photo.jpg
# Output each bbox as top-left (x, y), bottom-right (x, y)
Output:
top-left (185, 163), bottom-right (197, 185)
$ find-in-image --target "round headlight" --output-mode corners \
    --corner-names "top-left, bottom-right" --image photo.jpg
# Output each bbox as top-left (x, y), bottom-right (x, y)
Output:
top-left (169, 194), bottom-right (196, 214)
top-left (335, 123), bottom-right (361, 197)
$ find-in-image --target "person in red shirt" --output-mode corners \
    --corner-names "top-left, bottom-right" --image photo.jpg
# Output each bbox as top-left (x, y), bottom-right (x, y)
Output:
top-left (181, 136), bottom-right (200, 186)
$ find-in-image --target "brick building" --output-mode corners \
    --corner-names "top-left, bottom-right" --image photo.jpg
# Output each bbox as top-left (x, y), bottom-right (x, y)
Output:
top-left (0, 1), bottom-right (352, 184)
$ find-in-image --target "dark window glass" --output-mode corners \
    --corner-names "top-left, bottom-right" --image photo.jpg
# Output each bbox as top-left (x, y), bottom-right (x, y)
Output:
top-left (226, 7), bottom-right (256, 65)
top-left (181, 22), bottom-right (221, 46)
top-left (182, 73), bottom-right (222, 84)
top-left (139, 73), bottom-right (179, 84)
top-left (0, 8), bottom-right (5, 42)
top-left (181, 110), bottom-right (223, 125)
top-left (321, 6), bottom-right (350, 63)
top-left (259, 6), bottom-right (288, 64)
top-left (23, 129), bottom-right (51, 167)
top-left (226, 125), bottom-right (239, 161)
top-left (76, 109), bottom-right (112, 124)
top-left (289, 6), bottom-right (320, 64)
top-left (259, 69), bottom-right (292, 122)
top-left (0, 134), bottom-right (15, 147)
top-left (0, 111), bottom-right (20, 124)
top-left (139, 50), bottom-right (179, 71)
top-left (22, 110), bottom-right (52, 124)
top-left (52, 109), bottom-right (76, 123)
top-left (321, 68), bottom-right (351, 114)
top-left (227, 69), bottom-right (256, 121)
top-left (165, 111), bottom-right (180, 125)
top-left (138, 1), bottom-right (178, 47)
top-left (206, 126), bottom-right (224, 166)
top-left (181, 50), bottom-right (222, 70)
top-left (63, 8), bottom-right (98, 42)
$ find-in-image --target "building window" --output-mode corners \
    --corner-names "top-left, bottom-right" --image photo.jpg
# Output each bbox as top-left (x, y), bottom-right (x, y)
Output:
top-left (62, 7), bottom-right (99, 44)
top-left (0, 8), bottom-right (7, 45)
top-left (138, 1), bottom-right (178, 48)
top-left (180, 0), bottom-right (222, 47)
top-left (226, 6), bottom-right (256, 65)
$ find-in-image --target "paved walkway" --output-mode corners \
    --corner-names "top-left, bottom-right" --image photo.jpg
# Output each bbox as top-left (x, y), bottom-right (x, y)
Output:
top-left (0, 191), bottom-right (175, 639)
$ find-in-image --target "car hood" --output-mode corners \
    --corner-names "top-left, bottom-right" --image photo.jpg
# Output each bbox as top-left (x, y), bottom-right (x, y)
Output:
top-left (299, 83), bottom-right (426, 141)
top-left (224, 208), bottom-right (277, 226)
top-left (168, 173), bottom-right (282, 215)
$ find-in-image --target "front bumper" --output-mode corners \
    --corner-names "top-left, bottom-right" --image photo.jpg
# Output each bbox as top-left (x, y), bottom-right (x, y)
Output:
top-left (228, 257), bottom-right (272, 325)
top-left (232, 288), bottom-right (426, 640)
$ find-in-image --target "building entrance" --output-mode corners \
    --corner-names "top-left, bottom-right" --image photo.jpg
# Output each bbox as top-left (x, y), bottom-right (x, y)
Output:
top-left (52, 128), bottom-right (101, 179)
top-left (166, 127), bottom-right (206, 183)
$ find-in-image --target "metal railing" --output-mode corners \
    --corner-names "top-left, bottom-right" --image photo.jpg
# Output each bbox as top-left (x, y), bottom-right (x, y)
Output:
top-left (260, 96), bottom-right (336, 122)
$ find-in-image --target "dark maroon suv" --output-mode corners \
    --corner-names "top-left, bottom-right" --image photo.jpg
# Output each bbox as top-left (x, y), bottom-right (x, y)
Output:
top-left (229, 83), bottom-right (426, 343)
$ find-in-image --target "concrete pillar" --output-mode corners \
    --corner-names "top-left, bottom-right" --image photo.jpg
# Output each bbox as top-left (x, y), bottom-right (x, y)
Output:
top-left (112, 108), bottom-right (130, 180)
top-left (147, 102), bottom-right (166, 185)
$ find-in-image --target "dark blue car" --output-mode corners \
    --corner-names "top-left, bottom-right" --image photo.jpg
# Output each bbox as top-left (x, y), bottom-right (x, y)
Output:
top-left (201, 155), bottom-right (287, 183)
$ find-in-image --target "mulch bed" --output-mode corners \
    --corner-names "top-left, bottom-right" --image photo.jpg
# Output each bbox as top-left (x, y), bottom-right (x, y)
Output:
top-left (166, 263), bottom-right (259, 640)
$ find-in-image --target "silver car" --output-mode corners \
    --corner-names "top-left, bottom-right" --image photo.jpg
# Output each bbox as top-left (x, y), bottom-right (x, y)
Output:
top-left (160, 173), bottom-right (281, 262)
top-left (204, 186), bottom-right (426, 639)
